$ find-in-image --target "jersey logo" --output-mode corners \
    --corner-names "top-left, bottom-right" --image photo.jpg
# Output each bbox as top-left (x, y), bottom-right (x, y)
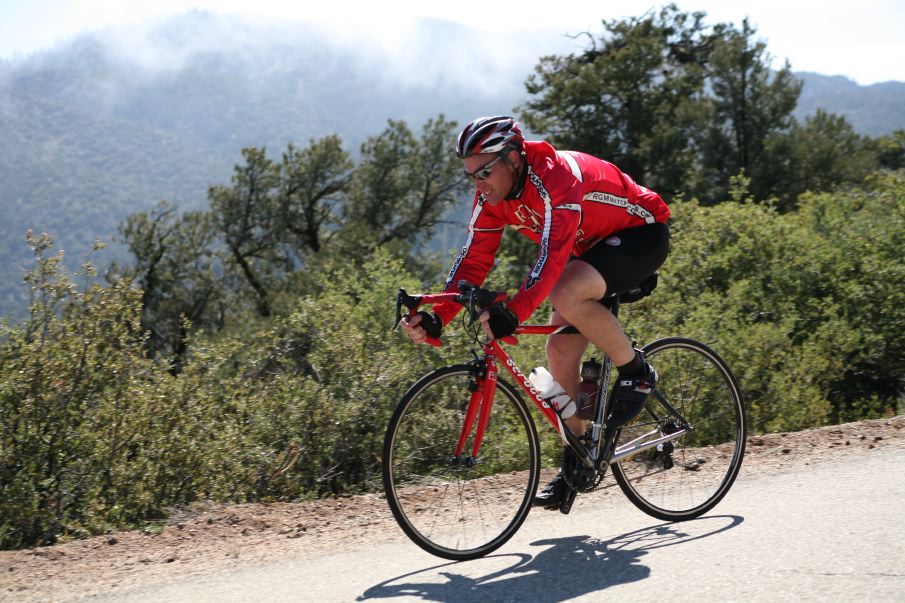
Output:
top-left (528, 171), bottom-right (550, 201)
top-left (513, 204), bottom-right (544, 233)
top-left (525, 167), bottom-right (553, 290)
top-left (583, 191), bottom-right (655, 224)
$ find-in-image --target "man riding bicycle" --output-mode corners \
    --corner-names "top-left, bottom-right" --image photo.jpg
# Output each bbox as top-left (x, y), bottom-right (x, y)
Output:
top-left (401, 115), bottom-right (670, 509)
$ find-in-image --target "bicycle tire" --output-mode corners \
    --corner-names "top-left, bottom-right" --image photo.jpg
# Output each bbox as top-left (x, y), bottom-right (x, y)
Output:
top-left (382, 364), bottom-right (540, 561)
top-left (611, 337), bottom-right (746, 521)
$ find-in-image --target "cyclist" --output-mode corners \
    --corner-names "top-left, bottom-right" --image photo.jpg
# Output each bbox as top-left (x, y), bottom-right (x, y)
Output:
top-left (401, 116), bottom-right (670, 509)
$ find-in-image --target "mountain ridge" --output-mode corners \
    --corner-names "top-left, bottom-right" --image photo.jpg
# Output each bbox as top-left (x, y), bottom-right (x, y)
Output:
top-left (795, 71), bottom-right (905, 136)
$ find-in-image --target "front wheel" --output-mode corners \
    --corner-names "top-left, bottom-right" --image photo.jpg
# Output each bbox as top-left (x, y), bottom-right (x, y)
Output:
top-left (611, 338), bottom-right (746, 521)
top-left (382, 364), bottom-right (540, 560)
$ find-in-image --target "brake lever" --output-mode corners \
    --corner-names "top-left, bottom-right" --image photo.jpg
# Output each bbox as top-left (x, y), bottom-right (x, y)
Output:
top-left (393, 288), bottom-right (422, 330)
top-left (473, 287), bottom-right (499, 309)
top-left (467, 286), bottom-right (505, 324)
top-left (393, 293), bottom-right (403, 330)
top-left (468, 289), bottom-right (484, 323)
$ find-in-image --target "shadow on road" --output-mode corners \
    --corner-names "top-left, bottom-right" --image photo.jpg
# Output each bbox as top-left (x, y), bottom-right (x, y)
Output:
top-left (358, 515), bottom-right (743, 602)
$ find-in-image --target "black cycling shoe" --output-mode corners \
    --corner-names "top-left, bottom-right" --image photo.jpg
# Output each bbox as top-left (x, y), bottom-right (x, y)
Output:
top-left (532, 473), bottom-right (572, 508)
top-left (607, 361), bottom-right (658, 428)
top-left (533, 446), bottom-right (578, 509)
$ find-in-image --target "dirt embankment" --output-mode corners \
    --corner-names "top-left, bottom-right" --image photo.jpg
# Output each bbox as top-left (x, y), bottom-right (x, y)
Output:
top-left (1, 415), bottom-right (903, 602)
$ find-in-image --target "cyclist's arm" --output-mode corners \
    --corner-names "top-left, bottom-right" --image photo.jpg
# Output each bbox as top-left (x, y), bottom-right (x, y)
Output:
top-left (432, 197), bottom-right (504, 326)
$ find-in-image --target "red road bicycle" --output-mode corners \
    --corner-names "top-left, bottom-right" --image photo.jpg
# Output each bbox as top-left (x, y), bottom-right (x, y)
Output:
top-left (383, 280), bottom-right (746, 561)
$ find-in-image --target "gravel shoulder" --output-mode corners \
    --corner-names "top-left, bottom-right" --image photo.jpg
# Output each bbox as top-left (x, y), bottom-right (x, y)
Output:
top-left (2, 415), bottom-right (903, 602)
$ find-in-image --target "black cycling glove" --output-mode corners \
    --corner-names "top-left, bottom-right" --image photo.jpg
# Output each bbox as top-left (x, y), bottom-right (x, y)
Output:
top-left (416, 311), bottom-right (442, 339)
top-left (486, 304), bottom-right (519, 339)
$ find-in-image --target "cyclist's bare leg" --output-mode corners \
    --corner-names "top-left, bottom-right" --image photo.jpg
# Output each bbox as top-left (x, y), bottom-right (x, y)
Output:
top-left (548, 259), bottom-right (636, 385)
top-left (546, 311), bottom-right (589, 435)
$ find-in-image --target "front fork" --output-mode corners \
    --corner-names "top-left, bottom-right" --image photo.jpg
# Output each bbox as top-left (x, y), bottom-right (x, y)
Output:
top-left (452, 357), bottom-right (499, 464)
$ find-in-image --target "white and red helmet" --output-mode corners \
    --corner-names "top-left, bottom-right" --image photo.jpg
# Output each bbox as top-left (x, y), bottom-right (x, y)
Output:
top-left (455, 116), bottom-right (524, 158)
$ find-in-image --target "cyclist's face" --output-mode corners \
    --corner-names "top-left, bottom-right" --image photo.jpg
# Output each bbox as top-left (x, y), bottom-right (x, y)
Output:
top-left (463, 151), bottom-right (518, 205)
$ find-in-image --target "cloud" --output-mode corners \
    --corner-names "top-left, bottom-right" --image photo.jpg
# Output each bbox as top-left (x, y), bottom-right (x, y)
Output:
top-left (64, 10), bottom-right (578, 92)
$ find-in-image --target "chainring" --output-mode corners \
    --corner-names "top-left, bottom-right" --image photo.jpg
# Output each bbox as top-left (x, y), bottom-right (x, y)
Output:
top-left (562, 445), bottom-right (604, 493)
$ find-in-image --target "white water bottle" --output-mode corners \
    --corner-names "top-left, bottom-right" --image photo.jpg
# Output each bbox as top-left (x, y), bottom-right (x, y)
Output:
top-left (528, 367), bottom-right (576, 419)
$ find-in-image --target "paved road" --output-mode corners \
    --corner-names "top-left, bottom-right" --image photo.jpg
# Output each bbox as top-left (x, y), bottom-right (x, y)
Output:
top-left (85, 448), bottom-right (905, 602)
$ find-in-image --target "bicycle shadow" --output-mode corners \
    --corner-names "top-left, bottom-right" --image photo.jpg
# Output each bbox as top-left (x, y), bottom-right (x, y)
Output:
top-left (358, 515), bottom-right (743, 603)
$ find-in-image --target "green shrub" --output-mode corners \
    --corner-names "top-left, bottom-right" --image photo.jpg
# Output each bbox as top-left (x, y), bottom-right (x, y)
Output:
top-left (0, 234), bottom-right (163, 546)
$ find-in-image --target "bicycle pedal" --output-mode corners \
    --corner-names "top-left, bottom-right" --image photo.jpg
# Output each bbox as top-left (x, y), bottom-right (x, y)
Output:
top-left (559, 489), bottom-right (578, 515)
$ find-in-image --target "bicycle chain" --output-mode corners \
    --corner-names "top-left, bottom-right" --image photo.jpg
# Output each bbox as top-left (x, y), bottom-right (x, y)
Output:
top-left (561, 445), bottom-right (605, 493)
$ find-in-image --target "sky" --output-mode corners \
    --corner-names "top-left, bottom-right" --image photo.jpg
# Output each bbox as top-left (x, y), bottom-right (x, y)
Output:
top-left (1, 0), bottom-right (903, 85)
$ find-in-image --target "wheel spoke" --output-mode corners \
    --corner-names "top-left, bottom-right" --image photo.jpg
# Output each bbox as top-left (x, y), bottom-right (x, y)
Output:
top-left (383, 366), bottom-right (539, 560)
top-left (612, 339), bottom-right (746, 521)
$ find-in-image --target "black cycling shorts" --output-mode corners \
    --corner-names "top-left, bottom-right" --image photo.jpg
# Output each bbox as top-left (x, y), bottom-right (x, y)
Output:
top-left (572, 222), bottom-right (670, 297)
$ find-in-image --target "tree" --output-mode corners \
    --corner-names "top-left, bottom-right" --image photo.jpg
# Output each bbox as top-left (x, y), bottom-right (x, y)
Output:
top-left (343, 115), bottom-right (468, 254)
top-left (873, 129), bottom-right (905, 170)
top-left (519, 7), bottom-right (804, 204)
top-left (126, 120), bottom-right (462, 325)
top-left (116, 201), bottom-right (223, 365)
top-left (703, 18), bottom-right (801, 201)
top-left (757, 110), bottom-right (877, 209)
top-left (280, 135), bottom-right (352, 255)
top-left (0, 233), bottom-right (159, 547)
top-left (209, 147), bottom-right (283, 318)
top-left (792, 172), bottom-right (905, 420)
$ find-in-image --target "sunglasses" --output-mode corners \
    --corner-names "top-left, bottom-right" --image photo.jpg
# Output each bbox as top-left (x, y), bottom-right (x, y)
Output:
top-left (463, 154), bottom-right (503, 182)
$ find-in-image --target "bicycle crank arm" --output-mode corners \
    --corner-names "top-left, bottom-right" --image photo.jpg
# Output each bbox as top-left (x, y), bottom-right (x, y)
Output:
top-left (559, 488), bottom-right (578, 515)
top-left (609, 428), bottom-right (687, 464)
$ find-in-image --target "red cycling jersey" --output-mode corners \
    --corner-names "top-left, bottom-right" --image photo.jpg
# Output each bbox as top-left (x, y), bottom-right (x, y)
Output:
top-left (433, 140), bottom-right (670, 326)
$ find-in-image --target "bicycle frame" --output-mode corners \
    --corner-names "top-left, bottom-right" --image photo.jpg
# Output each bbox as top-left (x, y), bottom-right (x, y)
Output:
top-left (399, 289), bottom-right (691, 475)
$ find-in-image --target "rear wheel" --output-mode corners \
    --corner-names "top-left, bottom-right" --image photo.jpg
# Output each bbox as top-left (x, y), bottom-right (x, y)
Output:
top-left (611, 338), bottom-right (746, 521)
top-left (382, 364), bottom-right (540, 560)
